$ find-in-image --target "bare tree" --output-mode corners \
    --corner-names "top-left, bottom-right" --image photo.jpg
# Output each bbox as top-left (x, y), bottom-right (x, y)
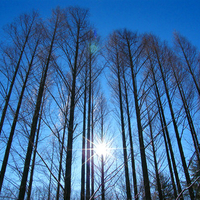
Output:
top-left (18, 8), bottom-right (64, 199)
top-left (0, 11), bottom-right (39, 135)
top-left (106, 31), bottom-right (132, 200)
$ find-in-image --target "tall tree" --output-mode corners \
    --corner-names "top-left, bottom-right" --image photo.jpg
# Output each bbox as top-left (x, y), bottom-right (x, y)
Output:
top-left (63, 7), bottom-right (91, 200)
top-left (0, 11), bottom-right (38, 135)
top-left (81, 65), bottom-right (88, 200)
top-left (0, 25), bottom-right (41, 192)
top-left (107, 32), bottom-right (132, 200)
top-left (122, 64), bottom-right (138, 199)
top-left (145, 46), bottom-right (183, 198)
top-left (18, 8), bottom-right (63, 199)
top-left (120, 29), bottom-right (152, 200)
top-left (145, 99), bottom-right (163, 200)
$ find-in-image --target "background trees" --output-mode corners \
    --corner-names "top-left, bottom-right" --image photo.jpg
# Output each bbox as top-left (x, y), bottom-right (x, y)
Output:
top-left (0, 7), bottom-right (199, 200)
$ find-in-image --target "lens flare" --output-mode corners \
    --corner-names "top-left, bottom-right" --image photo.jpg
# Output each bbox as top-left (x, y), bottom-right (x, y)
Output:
top-left (95, 142), bottom-right (109, 157)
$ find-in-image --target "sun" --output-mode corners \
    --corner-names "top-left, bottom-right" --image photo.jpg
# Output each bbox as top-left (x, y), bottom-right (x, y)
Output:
top-left (95, 142), bottom-right (109, 157)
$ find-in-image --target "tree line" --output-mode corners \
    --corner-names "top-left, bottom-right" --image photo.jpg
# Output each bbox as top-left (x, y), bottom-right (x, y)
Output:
top-left (0, 6), bottom-right (199, 200)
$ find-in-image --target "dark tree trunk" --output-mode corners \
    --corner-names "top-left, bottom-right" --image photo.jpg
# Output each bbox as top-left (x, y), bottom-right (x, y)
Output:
top-left (18, 16), bottom-right (58, 200)
top-left (170, 64), bottom-right (195, 199)
top-left (91, 87), bottom-right (94, 200)
top-left (0, 39), bottom-right (39, 192)
top-left (101, 102), bottom-right (105, 200)
top-left (81, 69), bottom-right (87, 200)
top-left (156, 43), bottom-right (200, 172)
top-left (64, 26), bottom-right (80, 200)
top-left (0, 16), bottom-right (35, 135)
top-left (122, 67), bottom-right (138, 199)
top-left (148, 58), bottom-right (183, 199)
top-left (116, 52), bottom-right (132, 200)
top-left (56, 95), bottom-right (69, 200)
top-left (48, 140), bottom-right (55, 200)
top-left (127, 39), bottom-right (151, 200)
top-left (157, 98), bottom-right (178, 199)
top-left (27, 97), bottom-right (44, 200)
top-left (86, 53), bottom-right (92, 200)
top-left (146, 104), bottom-right (163, 200)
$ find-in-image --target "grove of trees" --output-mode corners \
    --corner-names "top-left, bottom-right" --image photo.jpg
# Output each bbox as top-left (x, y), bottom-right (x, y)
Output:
top-left (0, 6), bottom-right (199, 200)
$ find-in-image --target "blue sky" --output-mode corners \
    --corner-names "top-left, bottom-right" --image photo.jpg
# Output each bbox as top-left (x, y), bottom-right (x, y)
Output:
top-left (0, 0), bottom-right (200, 48)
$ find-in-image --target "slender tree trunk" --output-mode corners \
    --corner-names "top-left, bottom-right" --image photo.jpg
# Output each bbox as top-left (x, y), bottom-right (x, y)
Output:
top-left (149, 58), bottom-right (183, 199)
top-left (81, 70), bottom-right (87, 200)
top-left (56, 95), bottom-right (69, 200)
top-left (64, 27), bottom-right (80, 200)
top-left (100, 101), bottom-right (105, 200)
top-left (157, 98), bottom-right (177, 199)
top-left (170, 64), bottom-right (195, 199)
top-left (91, 87), bottom-right (94, 200)
top-left (127, 39), bottom-right (151, 200)
top-left (0, 17), bottom-right (35, 135)
top-left (18, 16), bottom-right (58, 200)
top-left (116, 53), bottom-right (132, 200)
top-left (155, 47), bottom-right (200, 167)
top-left (122, 67), bottom-right (138, 199)
top-left (27, 98), bottom-right (44, 200)
top-left (86, 53), bottom-right (92, 200)
top-left (0, 39), bottom-right (39, 192)
top-left (180, 88), bottom-right (200, 162)
top-left (146, 104), bottom-right (163, 200)
top-left (48, 139), bottom-right (55, 200)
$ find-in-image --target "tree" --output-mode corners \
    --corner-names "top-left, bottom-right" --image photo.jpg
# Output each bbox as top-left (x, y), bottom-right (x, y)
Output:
top-left (120, 29), bottom-right (152, 200)
top-left (122, 60), bottom-right (138, 199)
top-left (106, 31), bottom-right (132, 200)
top-left (18, 8), bottom-right (63, 199)
top-left (62, 7), bottom-right (91, 200)
top-left (0, 11), bottom-right (39, 135)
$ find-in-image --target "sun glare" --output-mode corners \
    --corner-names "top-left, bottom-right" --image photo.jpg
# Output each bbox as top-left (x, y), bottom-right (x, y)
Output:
top-left (95, 142), bottom-right (109, 157)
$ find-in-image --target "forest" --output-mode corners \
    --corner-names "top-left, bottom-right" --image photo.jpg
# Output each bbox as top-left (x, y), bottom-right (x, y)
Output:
top-left (0, 6), bottom-right (199, 200)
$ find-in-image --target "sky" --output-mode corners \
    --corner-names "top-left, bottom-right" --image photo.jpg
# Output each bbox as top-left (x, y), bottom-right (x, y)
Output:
top-left (0, 0), bottom-right (200, 49)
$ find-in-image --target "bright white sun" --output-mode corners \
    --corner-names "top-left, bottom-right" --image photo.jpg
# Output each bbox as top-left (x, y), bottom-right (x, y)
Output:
top-left (95, 142), bottom-right (109, 157)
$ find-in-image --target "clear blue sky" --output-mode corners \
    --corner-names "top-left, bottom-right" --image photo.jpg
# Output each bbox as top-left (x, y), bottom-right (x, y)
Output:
top-left (0, 0), bottom-right (199, 48)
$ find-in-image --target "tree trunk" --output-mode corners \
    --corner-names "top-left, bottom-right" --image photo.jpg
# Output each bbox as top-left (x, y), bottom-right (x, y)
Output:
top-left (116, 52), bottom-right (132, 200)
top-left (122, 67), bottom-right (138, 199)
top-left (127, 39), bottom-right (151, 200)
top-left (27, 97), bottom-right (44, 200)
top-left (0, 16), bottom-right (35, 135)
top-left (56, 95), bottom-right (69, 200)
top-left (170, 64), bottom-right (195, 199)
top-left (0, 39), bottom-right (39, 192)
top-left (81, 70), bottom-right (87, 200)
top-left (149, 58), bottom-right (183, 199)
top-left (91, 87), bottom-right (94, 200)
top-left (101, 102), bottom-right (105, 200)
top-left (146, 103), bottom-right (163, 200)
top-left (64, 26), bottom-right (80, 200)
top-left (48, 139), bottom-right (55, 200)
top-left (86, 52), bottom-right (92, 200)
top-left (18, 16), bottom-right (58, 200)
top-left (157, 100), bottom-right (178, 199)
